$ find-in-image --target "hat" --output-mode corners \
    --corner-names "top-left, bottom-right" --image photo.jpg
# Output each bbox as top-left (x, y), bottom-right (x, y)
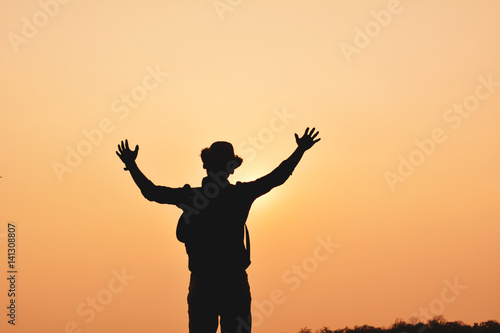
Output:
top-left (201, 141), bottom-right (243, 172)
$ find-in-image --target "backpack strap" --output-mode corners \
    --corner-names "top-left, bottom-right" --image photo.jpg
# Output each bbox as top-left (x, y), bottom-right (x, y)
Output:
top-left (244, 224), bottom-right (250, 262)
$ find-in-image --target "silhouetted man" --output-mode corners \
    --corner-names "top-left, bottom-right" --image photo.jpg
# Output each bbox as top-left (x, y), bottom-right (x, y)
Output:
top-left (116, 127), bottom-right (320, 333)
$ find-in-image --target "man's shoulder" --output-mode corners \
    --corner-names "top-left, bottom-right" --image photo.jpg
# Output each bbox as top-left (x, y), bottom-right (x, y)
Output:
top-left (233, 180), bottom-right (254, 190)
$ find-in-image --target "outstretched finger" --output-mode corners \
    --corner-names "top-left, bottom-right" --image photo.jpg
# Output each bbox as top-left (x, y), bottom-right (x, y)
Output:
top-left (304, 127), bottom-right (310, 137)
top-left (125, 139), bottom-right (130, 150)
top-left (311, 130), bottom-right (319, 140)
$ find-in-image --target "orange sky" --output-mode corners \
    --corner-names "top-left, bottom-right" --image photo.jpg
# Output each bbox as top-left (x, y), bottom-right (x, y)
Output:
top-left (1, 1), bottom-right (500, 332)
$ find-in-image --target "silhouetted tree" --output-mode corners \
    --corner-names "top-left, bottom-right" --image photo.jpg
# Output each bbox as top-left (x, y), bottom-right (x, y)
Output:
top-left (390, 318), bottom-right (408, 330)
top-left (333, 326), bottom-right (350, 333)
top-left (299, 317), bottom-right (500, 333)
top-left (444, 320), bottom-right (467, 332)
top-left (479, 320), bottom-right (500, 332)
top-left (318, 327), bottom-right (334, 333)
top-left (408, 315), bottom-right (423, 326)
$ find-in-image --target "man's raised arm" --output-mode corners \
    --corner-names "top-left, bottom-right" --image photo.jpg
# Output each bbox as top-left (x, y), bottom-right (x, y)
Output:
top-left (116, 140), bottom-right (187, 204)
top-left (244, 127), bottom-right (321, 197)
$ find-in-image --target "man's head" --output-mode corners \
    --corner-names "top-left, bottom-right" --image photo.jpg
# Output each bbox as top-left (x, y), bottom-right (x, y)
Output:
top-left (201, 141), bottom-right (243, 175)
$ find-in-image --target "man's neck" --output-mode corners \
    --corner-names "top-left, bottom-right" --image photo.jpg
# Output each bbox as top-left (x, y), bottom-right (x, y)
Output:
top-left (202, 173), bottom-right (231, 188)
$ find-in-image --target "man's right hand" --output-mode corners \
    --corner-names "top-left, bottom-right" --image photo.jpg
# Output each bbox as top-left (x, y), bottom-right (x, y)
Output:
top-left (116, 139), bottom-right (139, 170)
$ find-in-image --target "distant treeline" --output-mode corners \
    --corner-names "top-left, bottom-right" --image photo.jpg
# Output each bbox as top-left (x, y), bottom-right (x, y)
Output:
top-left (298, 316), bottom-right (500, 333)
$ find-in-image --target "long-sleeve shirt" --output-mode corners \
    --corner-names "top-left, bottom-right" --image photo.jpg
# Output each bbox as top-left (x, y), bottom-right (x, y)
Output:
top-left (137, 158), bottom-right (297, 275)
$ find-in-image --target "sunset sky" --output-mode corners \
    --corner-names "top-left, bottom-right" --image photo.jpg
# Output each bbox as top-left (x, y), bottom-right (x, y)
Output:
top-left (1, 1), bottom-right (500, 332)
